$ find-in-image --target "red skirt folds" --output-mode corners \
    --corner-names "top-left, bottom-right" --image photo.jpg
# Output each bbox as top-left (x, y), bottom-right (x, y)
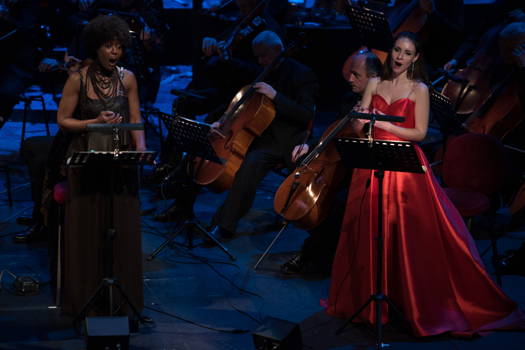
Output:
top-left (326, 144), bottom-right (525, 337)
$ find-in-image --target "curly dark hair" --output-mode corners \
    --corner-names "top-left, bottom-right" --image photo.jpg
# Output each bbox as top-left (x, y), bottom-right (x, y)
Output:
top-left (81, 15), bottom-right (131, 59)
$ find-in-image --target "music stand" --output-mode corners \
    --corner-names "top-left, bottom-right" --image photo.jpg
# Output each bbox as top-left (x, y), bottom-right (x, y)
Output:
top-left (334, 135), bottom-right (424, 349)
top-left (344, 2), bottom-right (393, 52)
top-left (69, 123), bottom-right (156, 328)
top-left (146, 114), bottom-right (236, 261)
top-left (429, 89), bottom-right (465, 137)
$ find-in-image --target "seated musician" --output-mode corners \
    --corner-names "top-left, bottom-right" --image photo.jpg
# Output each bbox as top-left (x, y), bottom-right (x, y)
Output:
top-left (280, 49), bottom-right (382, 276)
top-left (442, 6), bottom-right (525, 72)
top-left (151, 0), bottom-right (288, 181)
top-left (174, 0), bottom-right (287, 122)
top-left (206, 30), bottom-right (318, 240)
top-left (494, 21), bottom-right (525, 274)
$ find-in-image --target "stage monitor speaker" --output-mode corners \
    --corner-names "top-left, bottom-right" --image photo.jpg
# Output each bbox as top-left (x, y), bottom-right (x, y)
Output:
top-left (252, 316), bottom-right (302, 350)
top-left (85, 316), bottom-right (130, 350)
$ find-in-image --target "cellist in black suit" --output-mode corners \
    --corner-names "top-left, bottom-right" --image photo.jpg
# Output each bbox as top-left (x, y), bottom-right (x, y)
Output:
top-left (207, 30), bottom-right (318, 240)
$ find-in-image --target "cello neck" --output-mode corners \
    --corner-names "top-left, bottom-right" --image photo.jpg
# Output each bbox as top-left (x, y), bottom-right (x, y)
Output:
top-left (219, 35), bottom-right (304, 123)
top-left (300, 116), bottom-right (353, 166)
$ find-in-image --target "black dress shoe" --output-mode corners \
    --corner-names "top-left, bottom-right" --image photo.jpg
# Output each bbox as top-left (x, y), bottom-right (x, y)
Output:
top-left (495, 249), bottom-right (525, 276)
top-left (280, 254), bottom-right (305, 275)
top-left (16, 216), bottom-right (36, 226)
top-left (280, 254), bottom-right (329, 276)
top-left (13, 224), bottom-right (46, 243)
top-left (141, 315), bottom-right (154, 324)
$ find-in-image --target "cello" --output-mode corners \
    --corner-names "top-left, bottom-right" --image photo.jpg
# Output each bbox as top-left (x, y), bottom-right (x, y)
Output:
top-left (454, 23), bottom-right (525, 142)
top-left (440, 23), bottom-right (505, 116)
top-left (189, 38), bottom-right (301, 192)
top-left (273, 113), bottom-right (356, 230)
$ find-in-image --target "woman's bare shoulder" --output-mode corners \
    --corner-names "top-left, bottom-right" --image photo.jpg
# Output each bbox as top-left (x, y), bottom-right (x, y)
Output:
top-left (369, 77), bottom-right (381, 86)
top-left (414, 81), bottom-right (429, 94)
top-left (118, 67), bottom-right (137, 88)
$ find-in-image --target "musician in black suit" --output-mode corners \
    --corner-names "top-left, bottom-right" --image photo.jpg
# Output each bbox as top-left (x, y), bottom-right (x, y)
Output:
top-left (174, 0), bottom-right (288, 122)
top-left (280, 49), bottom-right (382, 276)
top-left (208, 30), bottom-right (318, 240)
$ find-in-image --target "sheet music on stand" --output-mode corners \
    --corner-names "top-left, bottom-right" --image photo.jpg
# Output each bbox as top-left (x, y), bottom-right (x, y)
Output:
top-left (344, 1), bottom-right (393, 52)
top-left (430, 89), bottom-right (456, 121)
top-left (158, 113), bottom-right (222, 164)
top-left (67, 151), bottom-right (157, 167)
top-left (335, 137), bottom-right (425, 174)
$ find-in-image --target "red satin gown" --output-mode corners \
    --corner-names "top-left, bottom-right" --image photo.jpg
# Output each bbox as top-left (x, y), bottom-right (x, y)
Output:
top-left (327, 94), bottom-right (525, 337)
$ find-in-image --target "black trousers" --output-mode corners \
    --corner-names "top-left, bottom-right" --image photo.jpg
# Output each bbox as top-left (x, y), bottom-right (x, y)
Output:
top-left (301, 188), bottom-right (348, 271)
top-left (20, 136), bottom-right (54, 222)
top-left (212, 142), bottom-right (292, 233)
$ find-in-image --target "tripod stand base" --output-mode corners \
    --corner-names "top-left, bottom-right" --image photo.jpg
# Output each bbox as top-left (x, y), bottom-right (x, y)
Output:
top-left (336, 293), bottom-right (403, 350)
top-left (147, 219), bottom-right (236, 261)
top-left (73, 277), bottom-right (144, 329)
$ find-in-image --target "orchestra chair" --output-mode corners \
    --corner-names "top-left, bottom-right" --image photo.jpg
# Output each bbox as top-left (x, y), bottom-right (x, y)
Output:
top-left (19, 85), bottom-right (51, 150)
top-left (440, 132), bottom-right (507, 285)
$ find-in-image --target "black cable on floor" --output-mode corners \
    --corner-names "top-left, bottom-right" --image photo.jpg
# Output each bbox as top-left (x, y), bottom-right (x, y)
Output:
top-left (144, 305), bottom-right (250, 334)
top-left (174, 244), bottom-right (263, 298)
top-left (226, 299), bottom-right (263, 326)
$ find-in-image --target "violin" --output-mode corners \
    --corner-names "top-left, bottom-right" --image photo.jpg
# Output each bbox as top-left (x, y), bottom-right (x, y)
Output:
top-left (273, 115), bottom-right (355, 230)
top-left (206, 0), bottom-right (269, 61)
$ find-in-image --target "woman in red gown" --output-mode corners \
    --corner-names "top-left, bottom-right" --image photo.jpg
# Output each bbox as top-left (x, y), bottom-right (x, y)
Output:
top-left (327, 31), bottom-right (525, 337)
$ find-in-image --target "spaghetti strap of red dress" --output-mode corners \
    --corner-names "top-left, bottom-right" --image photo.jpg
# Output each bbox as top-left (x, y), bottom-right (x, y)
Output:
top-left (326, 94), bottom-right (525, 337)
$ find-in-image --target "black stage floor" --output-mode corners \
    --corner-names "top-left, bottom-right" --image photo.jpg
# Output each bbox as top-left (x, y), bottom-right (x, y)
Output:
top-left (1, 67), bottom-right (524, 350)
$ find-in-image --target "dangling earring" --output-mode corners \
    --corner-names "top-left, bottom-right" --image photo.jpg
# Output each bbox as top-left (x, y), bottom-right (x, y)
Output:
top-left (409, 62), bottom-right (415, 80)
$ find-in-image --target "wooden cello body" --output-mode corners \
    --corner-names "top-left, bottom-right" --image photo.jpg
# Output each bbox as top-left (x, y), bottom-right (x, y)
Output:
top-left (190, 86), bottom-right (275, 192)
top-left (449, 25), bottom-right (525, 141)
top-left (189, 37), bottom-right (304, 192)
top-left (463, 78), bottom-right (523, 141)
top-left (273, 117), bottom-right (354, 230)
top-left (441, 52), bottom-right (494, 116)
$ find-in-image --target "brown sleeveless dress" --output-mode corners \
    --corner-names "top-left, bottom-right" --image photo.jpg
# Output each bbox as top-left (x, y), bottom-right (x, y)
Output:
top-left (62, 68), bottom-right (143, 317)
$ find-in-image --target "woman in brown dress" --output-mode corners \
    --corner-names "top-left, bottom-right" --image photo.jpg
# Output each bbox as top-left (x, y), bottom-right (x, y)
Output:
top-left (57, 15), bottom-right (146, 317)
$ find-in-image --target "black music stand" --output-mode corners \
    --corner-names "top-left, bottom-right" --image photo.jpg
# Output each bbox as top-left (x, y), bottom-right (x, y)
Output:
top-left (429, 89), bottom-right (465, 137)
top-left (69, 124), bottom-right (156, 328)
top-left (334, 136), bottom-right (424, 349)
top-left (146, 114), bottom-right (235, 261)
top-left (344, 2), bottom-right (393, 52)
